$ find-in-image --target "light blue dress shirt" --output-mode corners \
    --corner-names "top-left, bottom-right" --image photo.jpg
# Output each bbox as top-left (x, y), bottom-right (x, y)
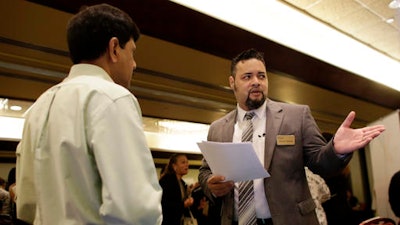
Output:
top-left (16, 64), bottom-right (162, 225)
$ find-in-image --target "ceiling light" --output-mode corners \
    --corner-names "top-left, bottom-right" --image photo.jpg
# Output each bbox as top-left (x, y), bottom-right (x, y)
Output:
top-left (10, 105), bottom-right (22, 111)
top-left (0, 116), bottom-right (25, 141)
top-left (389, 0), bottom-right (400, 9)
top-left (386, 18), bottom-right (394, 23)
top-left (171, 0), bottom-right (400, 92)
top-left (157, 119), bottom-right (209, 134)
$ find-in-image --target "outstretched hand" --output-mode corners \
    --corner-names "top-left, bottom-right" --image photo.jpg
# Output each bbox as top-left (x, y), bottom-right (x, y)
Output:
top-left (333, 111), bottom-right (385, 155)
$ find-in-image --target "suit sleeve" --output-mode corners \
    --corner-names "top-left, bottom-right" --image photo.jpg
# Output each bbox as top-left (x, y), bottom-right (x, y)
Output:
top-left (198, 122), bottom-right (218, 202)
top-left (301, 106), bottom-right (352, 177)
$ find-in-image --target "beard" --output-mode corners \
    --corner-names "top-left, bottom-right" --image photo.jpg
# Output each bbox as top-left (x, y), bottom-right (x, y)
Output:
top-left (246, 93), bottom-right (266, 110)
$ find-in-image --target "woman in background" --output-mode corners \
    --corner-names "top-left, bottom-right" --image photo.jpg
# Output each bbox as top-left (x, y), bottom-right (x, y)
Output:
top-left (159, 153), bottom-right (194, 225)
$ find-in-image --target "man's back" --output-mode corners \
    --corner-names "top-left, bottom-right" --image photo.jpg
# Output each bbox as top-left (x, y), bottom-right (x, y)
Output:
top-left (17, 64), bottom-right (162, 225)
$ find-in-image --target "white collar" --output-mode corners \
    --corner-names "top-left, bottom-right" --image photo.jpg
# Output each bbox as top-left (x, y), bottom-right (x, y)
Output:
top-left (236, 100), bottom-right (267, 122)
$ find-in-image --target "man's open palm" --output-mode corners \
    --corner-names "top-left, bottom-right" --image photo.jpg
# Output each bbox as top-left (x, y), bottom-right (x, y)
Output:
top-left (333, 111), bottom-right (385, 154)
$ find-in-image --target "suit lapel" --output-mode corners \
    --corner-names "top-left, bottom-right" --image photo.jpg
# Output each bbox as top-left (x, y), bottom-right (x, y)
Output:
top-left (221, 110), bottom-right (237, 142)
top-left (264, 101), bottom-right (283, 170)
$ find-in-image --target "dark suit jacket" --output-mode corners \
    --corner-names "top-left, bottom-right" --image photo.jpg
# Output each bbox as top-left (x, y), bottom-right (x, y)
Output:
top-left (159, 173), bottom-right (187, 225)
top-left (199, 99), bottom-right (352, 225)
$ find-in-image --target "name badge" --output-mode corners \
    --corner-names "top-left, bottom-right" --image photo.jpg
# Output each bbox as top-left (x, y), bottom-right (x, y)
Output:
top-left (276, 135), bottom-right (295, 145)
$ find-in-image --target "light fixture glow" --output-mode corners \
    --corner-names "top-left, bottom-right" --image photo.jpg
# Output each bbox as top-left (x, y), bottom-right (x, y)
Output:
top-left (0, 115), bottom-right (209, 154)
top-left (386, 18), bottom-right (395, 24)
top-left (389, 0), bottom-right (400, 9)
top-left (10, 105), bottom-right (22, 111)
top-left (170, 0), bottom-right (400, 92)
top-left (0, 116), bottom-right (25, 141)
top-left (145, 118), bottom-right (209, 153)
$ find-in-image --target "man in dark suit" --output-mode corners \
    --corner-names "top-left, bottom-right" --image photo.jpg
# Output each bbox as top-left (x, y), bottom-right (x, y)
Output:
top-left (198, 48), bottom-right (385, 225)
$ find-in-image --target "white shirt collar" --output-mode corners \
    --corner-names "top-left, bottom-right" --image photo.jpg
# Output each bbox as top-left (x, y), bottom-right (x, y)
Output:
top-left (66, 63), bottom-right (114, 83)
top-left (236, 100), bottom-right (267, 122)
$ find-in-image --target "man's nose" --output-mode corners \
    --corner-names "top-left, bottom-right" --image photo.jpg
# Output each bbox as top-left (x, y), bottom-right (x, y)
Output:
top-left (250, 76), bottom-right (261, 86)
top-left (132, 61), bottom-right (137, 71)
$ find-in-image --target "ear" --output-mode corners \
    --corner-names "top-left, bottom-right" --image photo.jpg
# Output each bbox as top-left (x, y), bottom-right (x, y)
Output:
top-left (229, 75), bottom-right (235, 90)
top-left (108, 37), bottom-right (120, 63)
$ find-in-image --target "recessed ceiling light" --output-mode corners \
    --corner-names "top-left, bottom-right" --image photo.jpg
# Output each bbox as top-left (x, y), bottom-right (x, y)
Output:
top-left (10, 105), bottom-right (22, 111)
top-left (389, 0), bottom-right (400, 9)
top-left (386, 18), bottom-right (395, 23)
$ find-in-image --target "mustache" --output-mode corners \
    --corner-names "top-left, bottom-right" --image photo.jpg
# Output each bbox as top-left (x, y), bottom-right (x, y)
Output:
top-left (249, 87), bottom-right (261, 92)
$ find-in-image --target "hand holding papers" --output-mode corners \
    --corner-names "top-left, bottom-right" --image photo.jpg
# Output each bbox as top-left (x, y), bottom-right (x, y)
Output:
top-left (197, 141), bottom-right (270, 182)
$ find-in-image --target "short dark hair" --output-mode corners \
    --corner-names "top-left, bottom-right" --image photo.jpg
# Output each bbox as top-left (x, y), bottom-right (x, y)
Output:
top-left (389, 170), bottom-right (400, 217)
top-left (67, 3), bottom-right (140, 64)
top-left (6, 167), bottom-right (15, 191)
top-left (231, 48), bottom-right (266, 77)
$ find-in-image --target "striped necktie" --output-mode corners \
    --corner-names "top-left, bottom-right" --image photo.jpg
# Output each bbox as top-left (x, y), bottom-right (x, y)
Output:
top-left (238, 112), bottom-right (257, 225)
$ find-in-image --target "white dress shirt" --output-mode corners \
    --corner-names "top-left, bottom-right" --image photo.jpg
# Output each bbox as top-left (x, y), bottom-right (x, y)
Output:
top-left (233, 101), bottom-right (271, 219)
top-left (16, 64), bottom-right (162, 225)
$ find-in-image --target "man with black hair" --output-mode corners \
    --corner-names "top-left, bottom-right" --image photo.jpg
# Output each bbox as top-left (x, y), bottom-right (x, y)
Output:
top-left (198, 48), bottom-right (385, 225)
top-left (16, 4), bottom-right (162, 224)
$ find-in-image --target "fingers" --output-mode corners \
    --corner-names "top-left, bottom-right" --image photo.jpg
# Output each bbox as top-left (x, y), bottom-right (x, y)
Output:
top-left (207, 175), bottom-right (234, 197)
top-left (340, 111), bottom-right (356, 128)
top-left (333, 118), bottom-right (385, 154)
top-left (362, 125), bottom-right (385, 141)
top-left (184, 197), bottom-right (194, 208)
top-left (208, 175), bottom-right (226, 183)
top-left (350, 126), bottom-right (386, 151)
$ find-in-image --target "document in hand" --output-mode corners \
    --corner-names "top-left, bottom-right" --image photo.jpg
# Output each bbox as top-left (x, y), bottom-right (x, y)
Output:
top-left (197, 141), bottom-right (270, 182)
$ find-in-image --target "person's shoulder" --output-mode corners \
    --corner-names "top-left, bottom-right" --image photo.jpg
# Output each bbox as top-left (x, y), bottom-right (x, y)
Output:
top-left (94, 79), bottom-right (132, 101)
top-left (393, 170), bottom-right (400, 178)
top-left (270, 100), bottom-right (308, 109)
top-left (267, 99), bottom-right (309, 113)
top-left (160, 173), bottom-right (175, 180)
top-left (70, 75), bottom-right (131, 99)
top-left (390, 170), bottom-right (400, 186)
top-left (210, 110), bottom-right (236, 126)
top-left (159, 173), bottom-right (177, 185)
top-left (0, 189), bottom-right (9, 200)
top-left (62, 64), bottom-right (132, 100)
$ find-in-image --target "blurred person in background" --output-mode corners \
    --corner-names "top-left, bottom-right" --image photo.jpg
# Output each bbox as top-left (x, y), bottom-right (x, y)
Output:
top-left (0, 177), bottom-right (11, 224)
top-left (160, 153), bottom-right (194, 225)
top-left (389, 170), bottom-right (400, 225)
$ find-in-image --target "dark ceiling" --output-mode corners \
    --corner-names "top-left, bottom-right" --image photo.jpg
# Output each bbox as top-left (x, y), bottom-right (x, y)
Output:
top-left (28, 0), bottom-right (400, 109)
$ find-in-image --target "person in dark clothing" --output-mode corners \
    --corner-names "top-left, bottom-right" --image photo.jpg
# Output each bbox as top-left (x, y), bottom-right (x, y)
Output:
top-left (159, 153), bottom-right (194, 225)
top-left (389, 170), bottom-right (400, 225)
top-left (322, 166), bottom-right (354, 225)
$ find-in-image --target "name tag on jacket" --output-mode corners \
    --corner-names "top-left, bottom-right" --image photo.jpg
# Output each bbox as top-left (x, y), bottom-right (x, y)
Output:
top-left (276, 135), bottom-right (295, 145)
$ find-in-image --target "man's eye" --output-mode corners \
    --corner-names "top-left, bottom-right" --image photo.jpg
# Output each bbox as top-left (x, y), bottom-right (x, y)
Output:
top-left (258, 74), bottom-right (266, 79)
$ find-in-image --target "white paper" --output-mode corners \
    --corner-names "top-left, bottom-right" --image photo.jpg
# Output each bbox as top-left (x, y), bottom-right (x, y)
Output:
top-left (197, 141), bottom-right (270, 182)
